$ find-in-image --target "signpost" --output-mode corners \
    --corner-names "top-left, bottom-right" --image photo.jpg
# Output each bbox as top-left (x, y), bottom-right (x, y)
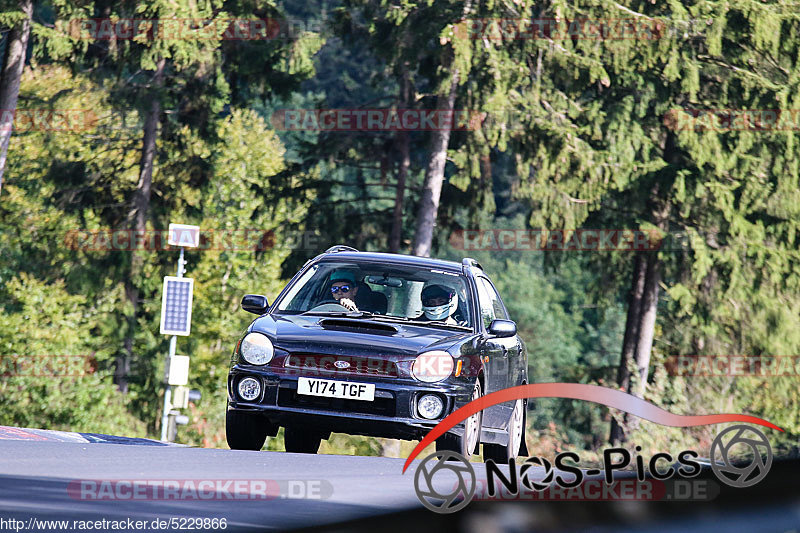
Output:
top-left (159, 223), bottom-right (199, 441)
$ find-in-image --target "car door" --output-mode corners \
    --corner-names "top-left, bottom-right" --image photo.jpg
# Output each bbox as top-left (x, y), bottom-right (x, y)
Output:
top-left (474, 276), bottom-right (508, 429)
top-left (477, 276), bottom-right (519, 429)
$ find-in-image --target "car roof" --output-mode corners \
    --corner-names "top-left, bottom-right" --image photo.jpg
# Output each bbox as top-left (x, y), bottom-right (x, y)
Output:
top-left (314, 250), bottom-right (466, 273)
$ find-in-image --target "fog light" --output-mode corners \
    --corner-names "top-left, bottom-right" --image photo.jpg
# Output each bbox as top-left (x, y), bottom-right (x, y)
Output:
top-left (417, 394), bottom-right (444, 420)
top-left (238, 377), bottom-right (261, 401)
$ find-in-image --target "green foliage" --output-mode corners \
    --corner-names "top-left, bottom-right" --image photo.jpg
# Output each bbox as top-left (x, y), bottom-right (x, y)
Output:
top-left (1, 0), bottom-right (797, 459)
top-left (0, 0), bottom-right (317, 442)
top-left (0, 273), bottom-right (145, 435)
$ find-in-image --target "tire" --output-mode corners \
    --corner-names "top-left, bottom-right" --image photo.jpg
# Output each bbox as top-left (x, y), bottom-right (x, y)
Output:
top-left (226, 410), bottom-right (268, 451)
top-left (483, 398), bottom-right (525, 463)
top-left (284, 426), bottom-right (322, 454)
top-left (436, 380), bottom-right (482, 459)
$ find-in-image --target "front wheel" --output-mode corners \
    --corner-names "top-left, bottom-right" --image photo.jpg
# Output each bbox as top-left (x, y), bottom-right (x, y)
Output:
top-left (436, 380), bottom-right (482, 459)
top-left (284, 426), bottom-right (322, 454)
top-left (483, 398), bottom-right (525, 463)
top-left (226, 410), bottom-right (269, 451)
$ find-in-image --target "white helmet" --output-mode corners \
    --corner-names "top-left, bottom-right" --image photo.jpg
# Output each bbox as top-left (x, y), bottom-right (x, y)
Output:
top-left (421, 284), bottom-right (458, 321)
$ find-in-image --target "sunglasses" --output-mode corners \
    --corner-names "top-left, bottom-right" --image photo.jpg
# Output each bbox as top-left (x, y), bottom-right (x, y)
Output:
top-left (331, 284), bottom-right (352, 294)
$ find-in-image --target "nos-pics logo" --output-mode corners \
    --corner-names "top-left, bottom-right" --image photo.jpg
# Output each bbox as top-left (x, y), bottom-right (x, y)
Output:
top-left (413, 424), bottom-right (773, 514)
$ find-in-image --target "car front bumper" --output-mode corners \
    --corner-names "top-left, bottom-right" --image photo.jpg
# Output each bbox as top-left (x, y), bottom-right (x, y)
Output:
top-left (227, 365), bottom-right (474, 441)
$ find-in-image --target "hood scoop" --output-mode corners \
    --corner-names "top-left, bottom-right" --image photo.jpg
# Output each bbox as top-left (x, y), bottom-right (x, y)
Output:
top-left (318, 318), bottom-right (399, 335)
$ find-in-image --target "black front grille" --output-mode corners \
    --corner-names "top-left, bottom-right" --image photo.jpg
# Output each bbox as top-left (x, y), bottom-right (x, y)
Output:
top-left (278, 387), bottom-right (396, 417)
top-left (285, 354), bottom-right (399, 377)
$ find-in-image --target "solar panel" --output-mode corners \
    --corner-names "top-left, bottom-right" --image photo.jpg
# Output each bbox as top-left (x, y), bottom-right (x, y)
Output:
top-left (159, 276), bottom-right (194, 336)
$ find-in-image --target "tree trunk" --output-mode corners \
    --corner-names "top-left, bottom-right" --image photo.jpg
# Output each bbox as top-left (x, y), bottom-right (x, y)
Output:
top-left (117, 57), bottom-right (166, 393)
top-left (390, 131), bottom-right (410, 253)
top-left (390, 68), bottom-right (412, 253)
top-left (631, 133), bottom-right (676, 398)
top-left (410, 0), bottom-right (472, 258)
top-left (632, 250), bottom-right (662, 398)
top-left (621, 201), bottom-right (669, 436)
top-left (480, 153), bottom-right (492, 185)
top-left (609, 252), bottom-right (647, 444)
top-left (609, 127), bottom-right (677, 443)
top-left (609, 250), bottom-right (661, 444)
top-left (0, 0), bottom-right (33, 196)
top-left (410, 76), bottom-right (458, 257)
top-left (610, 192), bottom-right (671, 443)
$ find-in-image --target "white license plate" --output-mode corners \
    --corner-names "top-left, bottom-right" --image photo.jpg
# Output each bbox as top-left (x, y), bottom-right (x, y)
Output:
top-left (297, 377), bottom-right (375, 402)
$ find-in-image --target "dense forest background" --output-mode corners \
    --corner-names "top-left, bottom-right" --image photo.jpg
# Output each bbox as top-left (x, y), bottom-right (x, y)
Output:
top-left (1, 0), bottom-right (798, 458)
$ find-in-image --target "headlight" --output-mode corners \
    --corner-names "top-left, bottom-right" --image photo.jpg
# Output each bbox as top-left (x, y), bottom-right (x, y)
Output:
top-left (417, 394), bottom-right (445, 419)
top-left (412, 351), bottom-right (454, 382)
top-left (240, 333), bottom-right (274, 365)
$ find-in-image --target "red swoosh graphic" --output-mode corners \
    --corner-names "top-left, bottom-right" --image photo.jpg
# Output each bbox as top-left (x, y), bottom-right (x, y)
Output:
top-left (402, 383), bottom-right (783, 473)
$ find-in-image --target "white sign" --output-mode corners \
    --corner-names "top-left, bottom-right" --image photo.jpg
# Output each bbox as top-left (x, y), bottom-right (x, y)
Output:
top-left (166, 355), bottom-right (190, 386)
top-left (168, 223), bottom-right (200, 248)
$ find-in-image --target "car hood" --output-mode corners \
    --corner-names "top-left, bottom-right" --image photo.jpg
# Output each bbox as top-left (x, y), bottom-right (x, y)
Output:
top-left (250, 314), bottom-right (473, 358)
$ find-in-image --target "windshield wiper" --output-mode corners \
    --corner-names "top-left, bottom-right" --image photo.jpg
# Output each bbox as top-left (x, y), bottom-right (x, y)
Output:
top-left (367, 315), bottom-right (410, 322)
top-left (301, 311), bottom-right (374, 319)
top-left (300, 312), bottom-right (469, 330)
top-left (419, 321), bottom-right (472, 331)
top-left (369, 315), bottom-right (471, 331)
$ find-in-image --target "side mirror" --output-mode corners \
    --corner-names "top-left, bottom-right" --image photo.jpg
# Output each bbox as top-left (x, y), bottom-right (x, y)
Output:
top-left (488, 319), bottom-right (516, 338)
top-left (241, 294), bottom-right (269, 315)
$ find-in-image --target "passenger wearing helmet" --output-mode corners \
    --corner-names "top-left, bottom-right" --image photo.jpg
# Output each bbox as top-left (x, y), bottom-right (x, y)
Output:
top-left (417, 284), bottom-right (459, 325)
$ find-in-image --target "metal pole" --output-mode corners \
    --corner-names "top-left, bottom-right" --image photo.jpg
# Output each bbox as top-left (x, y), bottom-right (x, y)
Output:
top-left (160, 246), bottom-right (186, 441)
top-left (178, 247), bottom-right (185, 278)
top-left (160, 334), bottom-right (177, 441)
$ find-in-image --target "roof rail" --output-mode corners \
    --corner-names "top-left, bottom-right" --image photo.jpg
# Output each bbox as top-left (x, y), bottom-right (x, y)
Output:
top-left (462, 257), bottom-right (483, 271)
top-left (324, 245), bottom-right (360, 254)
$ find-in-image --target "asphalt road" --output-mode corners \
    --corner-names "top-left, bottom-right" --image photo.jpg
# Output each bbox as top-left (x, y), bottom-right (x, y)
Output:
top-left (1, 427), bottom-right (797, 532)
top-left (0, 427), bottom-right (539, 532)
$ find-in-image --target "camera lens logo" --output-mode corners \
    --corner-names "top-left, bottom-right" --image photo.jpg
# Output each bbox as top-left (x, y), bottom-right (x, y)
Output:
top-left (520, 456), bottom-right (554, 491)
top-left (710, 424), bottom-right (773, 488)
top-left (413, 451), bottom-right (476, 514)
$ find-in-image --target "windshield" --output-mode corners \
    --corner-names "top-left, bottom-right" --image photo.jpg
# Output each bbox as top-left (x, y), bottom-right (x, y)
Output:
top-left (274, 260), bottom-right (473, 328)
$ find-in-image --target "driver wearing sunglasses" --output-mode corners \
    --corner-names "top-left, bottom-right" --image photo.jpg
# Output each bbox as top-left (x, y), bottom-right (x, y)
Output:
top-left (329, 270), bottom-right (359, 312)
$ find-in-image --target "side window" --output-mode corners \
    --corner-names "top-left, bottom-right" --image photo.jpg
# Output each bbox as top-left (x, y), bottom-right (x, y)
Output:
top-left (478, 278), bottom-right (509, 321)
top-left (278, 265), bottom-right (319, 311)
top-left (475, 278), bottom-right (496, 330)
